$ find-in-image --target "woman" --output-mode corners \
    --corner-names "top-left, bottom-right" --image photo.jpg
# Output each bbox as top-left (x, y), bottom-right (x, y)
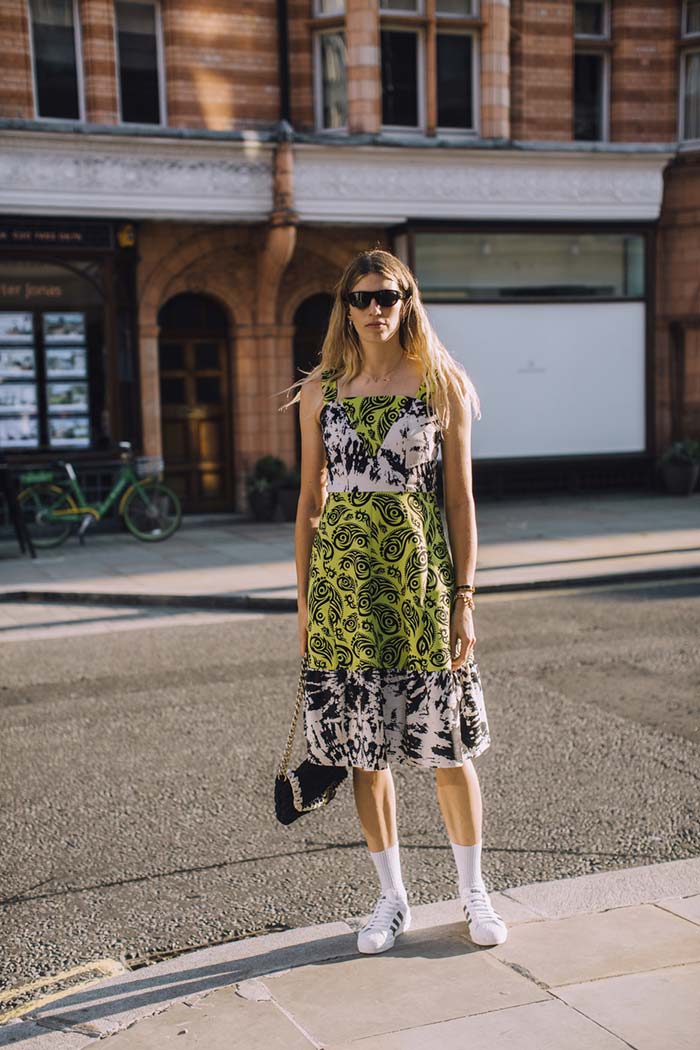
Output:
top-left (292, 249), bottom-right (507, 954)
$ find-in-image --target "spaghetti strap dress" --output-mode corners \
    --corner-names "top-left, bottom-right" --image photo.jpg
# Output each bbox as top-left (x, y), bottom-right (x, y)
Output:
top-left (303, 368), bottom-right (491, 771)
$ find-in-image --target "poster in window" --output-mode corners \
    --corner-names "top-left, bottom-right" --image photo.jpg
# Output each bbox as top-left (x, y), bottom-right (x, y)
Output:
top-left (0, 312), bottom-right (33, 343)
top-left (45, 346), bottom-right (87, 378)
top-left (0, 383), bottom-right (38, 414)
top-left (49, 415), bottom-right (90, 448)
top-left (0, 347), bottom-right (36, 378)
top-left (47, 381), bottom-right (89, 414)
top-left (43, 312), bottom-right (86, 344)
top-left (0, 415), bottom-right (39, 447)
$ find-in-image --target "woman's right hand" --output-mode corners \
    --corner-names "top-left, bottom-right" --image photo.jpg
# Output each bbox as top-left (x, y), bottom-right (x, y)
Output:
top-left (297, 600), bottom-right (309, 657)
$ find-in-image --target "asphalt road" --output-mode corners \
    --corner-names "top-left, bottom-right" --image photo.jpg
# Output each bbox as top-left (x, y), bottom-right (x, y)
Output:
top-left (1, 578), bottom-right (698, 1001)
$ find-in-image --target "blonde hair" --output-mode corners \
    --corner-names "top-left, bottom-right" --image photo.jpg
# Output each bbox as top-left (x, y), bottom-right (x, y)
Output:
top-left (281, 248), bottom-right (480, 430)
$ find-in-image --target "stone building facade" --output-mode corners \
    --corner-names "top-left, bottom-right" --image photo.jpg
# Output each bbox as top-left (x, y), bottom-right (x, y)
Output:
top-left (0, 0), bottom-right (698, 511)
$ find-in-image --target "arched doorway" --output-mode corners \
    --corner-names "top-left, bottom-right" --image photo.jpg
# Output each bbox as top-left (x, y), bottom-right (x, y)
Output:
top-left (158, 293), bottom-right (233, 512)
top-left (292, 293), bottom-right (333, 464)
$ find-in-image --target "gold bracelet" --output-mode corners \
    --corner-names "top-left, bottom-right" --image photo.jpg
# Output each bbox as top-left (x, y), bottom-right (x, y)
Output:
top-left (453, 591), bottom-right (475, 611)
top-left (455, 584), bottom-right (476, 593)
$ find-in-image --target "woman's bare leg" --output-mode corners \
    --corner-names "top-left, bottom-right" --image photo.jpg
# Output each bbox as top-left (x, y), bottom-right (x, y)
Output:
top-left (435, 760), bottom-right (482, 845)
top-left (352, 767), bottom-right (398, 851)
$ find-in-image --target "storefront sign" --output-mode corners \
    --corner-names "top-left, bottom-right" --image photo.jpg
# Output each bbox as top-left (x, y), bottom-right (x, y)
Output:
top-left (0, 220), bottom-right (113, 251)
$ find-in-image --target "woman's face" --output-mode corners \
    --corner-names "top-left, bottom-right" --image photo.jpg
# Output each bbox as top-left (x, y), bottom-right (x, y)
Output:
top-left (347, 273), bottom-right (405, 344)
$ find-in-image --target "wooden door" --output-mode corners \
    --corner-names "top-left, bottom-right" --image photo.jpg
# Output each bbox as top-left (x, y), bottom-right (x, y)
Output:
top-left (159, 336), bottom-right (233, 511)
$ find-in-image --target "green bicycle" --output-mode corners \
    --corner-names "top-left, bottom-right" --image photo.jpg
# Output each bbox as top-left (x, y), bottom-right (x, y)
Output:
top-left (18, 442), bottom-right (182, 548)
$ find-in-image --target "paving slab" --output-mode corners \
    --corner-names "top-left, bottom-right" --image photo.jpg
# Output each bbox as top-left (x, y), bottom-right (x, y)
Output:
top-left (327, 998), bottom-right (631, 1050)
top-left (262, 923), bottom-right (550, 1046)
top-left (655, 893), bottom-right (700, 926)
top-left (96, 988), bottom-right (314, 1049)
top-left (0, 1020), bottom-right (90, 1049)
top-left (489, 903), bottom-right (700, 987)
top-left (554, 961), bottom-right (700, 1050)
top-left (504, 857), bottom-right (700, 919)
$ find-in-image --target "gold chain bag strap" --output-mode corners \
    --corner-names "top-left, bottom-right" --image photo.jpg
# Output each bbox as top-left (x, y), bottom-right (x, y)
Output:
top-left (274, 653), bottom-right (348, 825)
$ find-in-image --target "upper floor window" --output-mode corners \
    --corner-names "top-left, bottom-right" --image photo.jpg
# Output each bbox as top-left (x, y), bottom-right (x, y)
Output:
top-left (314, 0), bottom-right (344, 13)
top-left (573, 0), bottom-right (609, 141)
top-left (114, 0), bottom-right (165, 125)
top-left (380, 1), bottom-right (477, 132)
top-left (680, 2), bottom-right (700, 141)
top-left (683, 0), bottom-right (700, 34)
top-left (315, 29), bottom-right (348, 130)
top-left (28, 0), bottom-right (84, 120)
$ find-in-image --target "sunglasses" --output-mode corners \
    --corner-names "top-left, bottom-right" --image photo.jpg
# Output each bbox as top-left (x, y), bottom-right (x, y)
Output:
top-left (344, 289), bottom-right (409, 310)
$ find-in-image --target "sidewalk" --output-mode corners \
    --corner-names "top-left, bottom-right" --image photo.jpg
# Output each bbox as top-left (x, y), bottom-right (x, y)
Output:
top-left (2, 859), bottom-right (698, 1049)
top-left (1, 490), bottom-right (700, 608)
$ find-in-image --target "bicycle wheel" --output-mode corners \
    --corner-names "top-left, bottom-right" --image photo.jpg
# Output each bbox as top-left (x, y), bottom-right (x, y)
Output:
top-left (122, 481), bottom-right (181, 541)
top-left (17, 484), bottom-right (77, 548)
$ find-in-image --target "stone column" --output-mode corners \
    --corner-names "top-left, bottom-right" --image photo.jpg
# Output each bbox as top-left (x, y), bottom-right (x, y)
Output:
top-left (346, 0), bottom-right (381, 134)
top-left (480, 0), bottom-right (510, 140)
top-left (79, 0), bottom-right (119, 123)
top-left (137, 322), bottom-right (163, 458)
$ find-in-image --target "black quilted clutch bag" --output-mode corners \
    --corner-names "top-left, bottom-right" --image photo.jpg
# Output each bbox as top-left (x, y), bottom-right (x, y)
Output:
top-left (274, 654), bottom-right (348, 825)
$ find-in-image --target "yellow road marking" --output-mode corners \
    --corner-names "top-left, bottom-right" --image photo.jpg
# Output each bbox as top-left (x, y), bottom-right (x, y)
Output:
top-left (0, 958), bottom-right (125, 1024)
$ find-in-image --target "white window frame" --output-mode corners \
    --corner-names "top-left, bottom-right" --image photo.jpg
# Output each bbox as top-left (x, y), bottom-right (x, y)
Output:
top-left (379, 0), bottom-right (424, 14)
top-left (27, 0), bottom-right (86, 122)
top-left (679, 48), bottom-right (700, 143)
top-left (313, 27), bottom-right (348, 133)
top-left (682, 0), bottom-right (700, 36)
top-left (435, 27), bottom-right (479, 135)
top-left (573, 0), bottom-right (610, 40)
top-left (435, 1), bottom-right (479, 16)
top-left (380, 25), bottom-right (426, 133)
top-left (573, 48), bottom-right (609, 142)
top-left (113, 0), bottom-right (167, 126)
top-left (313, 0), bottom-right (345, 15)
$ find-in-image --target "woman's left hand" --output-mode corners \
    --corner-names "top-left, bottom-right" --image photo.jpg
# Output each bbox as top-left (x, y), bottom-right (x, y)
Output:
top-left (450, 604), bottom-right (475, 670)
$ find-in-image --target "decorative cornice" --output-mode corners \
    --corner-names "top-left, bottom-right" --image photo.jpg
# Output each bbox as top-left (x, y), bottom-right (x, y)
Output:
top-left (294, 145), bottom-right (675, 222)
top-left (0, 130), bottom-right (273, 221)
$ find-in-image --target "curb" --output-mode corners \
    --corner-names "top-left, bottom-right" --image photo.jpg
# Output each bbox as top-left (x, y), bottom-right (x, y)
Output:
top-left (1, 565), bottom-right (699, 612)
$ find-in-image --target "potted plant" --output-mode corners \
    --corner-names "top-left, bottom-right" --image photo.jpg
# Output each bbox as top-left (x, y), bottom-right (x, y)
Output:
top-left (245, 455), bottom-right (287, 520)
top-left (657, 439), bottom-right (700, 496)
top-left (277, 466), bottom-right (301, 522)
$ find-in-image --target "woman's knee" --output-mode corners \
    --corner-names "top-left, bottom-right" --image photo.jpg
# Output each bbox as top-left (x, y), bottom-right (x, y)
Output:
top-left (352, 766), bottom-right (392, 792)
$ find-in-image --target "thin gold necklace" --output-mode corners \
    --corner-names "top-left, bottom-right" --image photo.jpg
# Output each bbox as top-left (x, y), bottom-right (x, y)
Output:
top-left (360, 356), bottom-right (404, 384)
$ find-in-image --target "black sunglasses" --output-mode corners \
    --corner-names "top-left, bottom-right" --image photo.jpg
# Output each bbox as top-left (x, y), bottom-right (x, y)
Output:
top-left (344, 289), bottom-right (409, 310)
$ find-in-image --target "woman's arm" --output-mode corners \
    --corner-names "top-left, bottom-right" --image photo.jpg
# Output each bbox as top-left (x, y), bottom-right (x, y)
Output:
top-left (440, 380), bottom-right (477, 668)
top-left (295, 379), bottom-right (327, 632)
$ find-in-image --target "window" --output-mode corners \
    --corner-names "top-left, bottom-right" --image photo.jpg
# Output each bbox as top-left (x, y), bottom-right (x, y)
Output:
top-left (380, 1), bottom-right (420, 11)
top-left (436, 0), bottom-right (475, 13)
top-left (437, 33), bottom-right (474, 129)
top-left (684, 0), bottom-right (700, 34)
top-left (681, 4), bottom-right (700, 141)
top-left (381, 29), bottom-right (420, 127)
top-left (316, 30), bottom-right (348, 130)
top-left (413, 232), bottom-right (645, 302)
top-left (28, 0), bottom-right (83, 120)
top-left (114, 0), bottom-right (165, 125)
top-left (573, 1), bottom-right (609, 141)
top-left (314, 0), bottom-right (344, 13)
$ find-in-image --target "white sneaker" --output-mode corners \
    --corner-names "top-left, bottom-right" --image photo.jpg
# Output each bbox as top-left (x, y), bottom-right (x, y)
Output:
top-left (461, 885), bottom-right (508, 946)
top-left (357, 892), bottom-right (411, 955)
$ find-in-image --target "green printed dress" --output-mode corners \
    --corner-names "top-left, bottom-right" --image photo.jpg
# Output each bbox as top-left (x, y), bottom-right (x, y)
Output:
top-left (304, 368), bottom-right (490, 770)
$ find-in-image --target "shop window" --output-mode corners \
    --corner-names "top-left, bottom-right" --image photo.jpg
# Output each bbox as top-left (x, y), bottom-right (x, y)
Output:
top-left (412, 232), bottom-right (645, 302)
top-left (437, 33), bottom-right (473, 130)
top-left (315, 29), bottom-right (348, 130)
top-left (28, 0), bottom-right (83, 120)
top-left (574, 1), bottom-right (609, 141)
top-left (681, 2), bottom-right (700, 141)
top-left (0, 260), bottom-right (104, 450)
top-left (114, 0), bottom-right (165, 125)
top-left (381, 29), bottom-right (420, 128)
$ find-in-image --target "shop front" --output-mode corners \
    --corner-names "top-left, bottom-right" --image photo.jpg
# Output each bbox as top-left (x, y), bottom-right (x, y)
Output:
top-left (0, 217), bottom-right (139, 524)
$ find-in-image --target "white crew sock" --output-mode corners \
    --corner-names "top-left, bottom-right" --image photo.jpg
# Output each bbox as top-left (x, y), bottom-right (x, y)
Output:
top-left (369, 842), bottom-right (407, 901)
top-left (450, 840), bottom-right (486, 894)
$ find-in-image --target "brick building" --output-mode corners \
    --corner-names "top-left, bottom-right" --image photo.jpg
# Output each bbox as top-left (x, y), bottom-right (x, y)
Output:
top-left (0, 0), bottom-right (698, 511)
